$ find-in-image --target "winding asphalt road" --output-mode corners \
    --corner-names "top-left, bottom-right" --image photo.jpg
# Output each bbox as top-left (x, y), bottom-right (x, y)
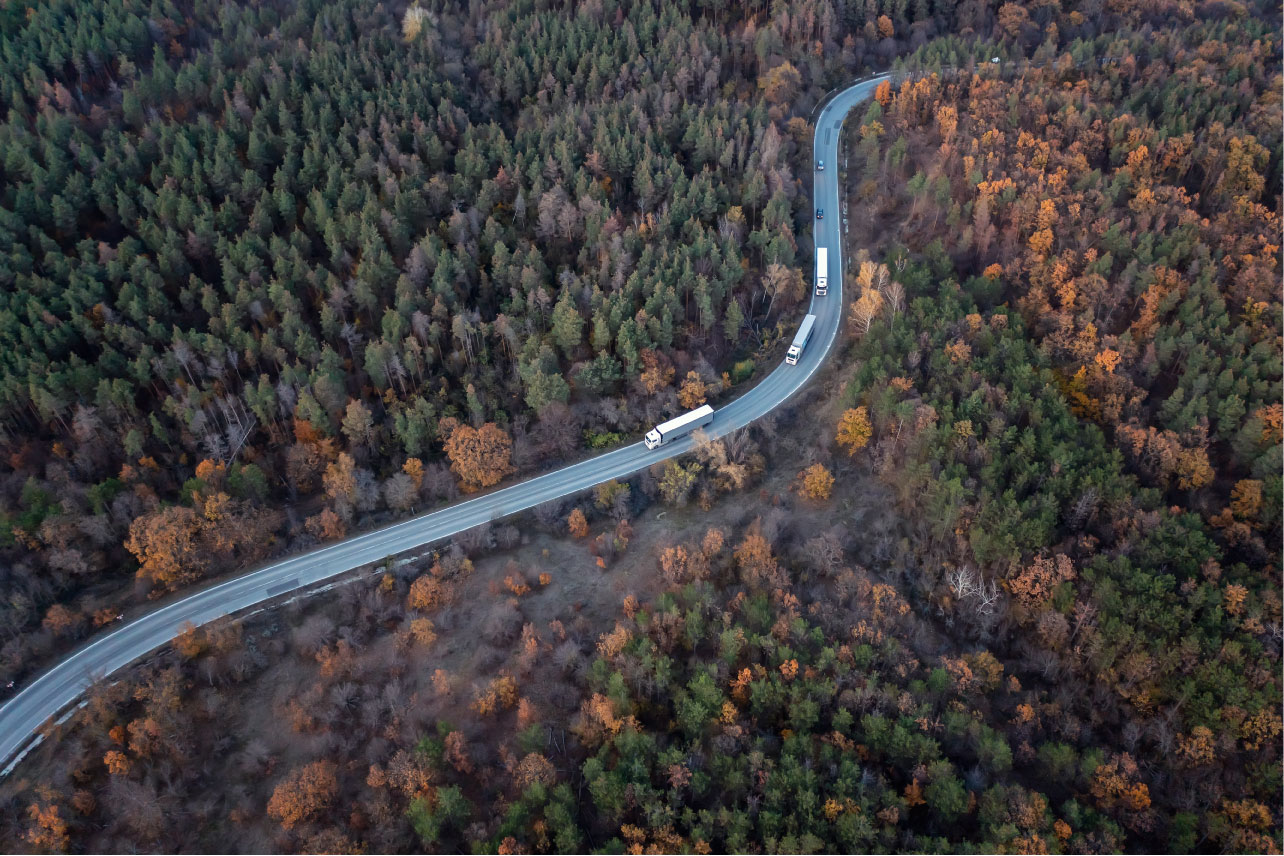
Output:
top-left (0, 75), bottom-right (887, 772)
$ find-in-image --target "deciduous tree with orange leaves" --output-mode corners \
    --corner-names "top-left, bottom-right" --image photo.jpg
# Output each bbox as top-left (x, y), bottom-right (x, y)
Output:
top-left (267, 760), bottom-right (339, 830)
top-left (402, 457), bottom-right (424, 489)
top-left (125, 506), bottom-right (209, 590)
top-left (677, 371), bottom-right (708, 410)
top-left (306, 507), bottom-right (347, 541)
top-left (1008, 553), bottom-right (1075, 612)
top-left (659, 545), bottom-right (690, 584)
top-left (756, 61), bottom-right (800, 105)
top-left (1090, 754), bottom-right (1151, 815)
top-left (874, 78), bottom-right (892, 106)
top-left (567, 508), bottom-right (589, 538)
top-left (25, 800), bottom-right (69, 852)
top-left (836, 407), bottom-right (872, 454)
top-left (126, 492), bottom-right (282, 592)
top-left (41, 604), bottom-right (82, 638)
top-left (734, 529), bottom-right (783, 591)
top-left (639, 350), bottom-right (675, 395)
top-left (103, 750), bottom-right (131, 776)
top-left (799, 463), bottom-right (835, 501)
top-left (407, 574), bottom-right (451, 612)
top-left (443, 422), bottom-right (514, 492)
top-left (322, 452), bottom-right (359, 511)
top-left (514, 753), bottom-right (556, 789)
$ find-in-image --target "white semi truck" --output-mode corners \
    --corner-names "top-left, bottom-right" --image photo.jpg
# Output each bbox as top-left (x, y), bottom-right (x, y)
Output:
top-left (644, 404), bottom-right (714, 450)
top-left (815, 247), bottom-right (828, 295)
top-left (786, 314), bottom-right (817, 365)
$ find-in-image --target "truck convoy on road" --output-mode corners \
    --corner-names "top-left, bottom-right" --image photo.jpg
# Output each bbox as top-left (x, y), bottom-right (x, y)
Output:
top-left (815, 247), bottom-right (828, 295)
top-left (786, 314), bottom-right (817, 365)
top-left (644, 404), bottom-right (714, 450)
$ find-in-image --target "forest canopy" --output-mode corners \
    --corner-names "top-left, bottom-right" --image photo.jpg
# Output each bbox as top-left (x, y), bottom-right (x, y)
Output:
top-left (0, 0), bottom-right (1279, 850)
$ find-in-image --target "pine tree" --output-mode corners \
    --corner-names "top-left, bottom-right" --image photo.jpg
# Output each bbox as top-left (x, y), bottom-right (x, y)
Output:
top-left (550, 288), bottom-right (584, 358)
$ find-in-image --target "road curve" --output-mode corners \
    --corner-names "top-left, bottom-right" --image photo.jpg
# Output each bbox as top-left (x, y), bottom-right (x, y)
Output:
top-left (0, 75), bottom-right (887, 772)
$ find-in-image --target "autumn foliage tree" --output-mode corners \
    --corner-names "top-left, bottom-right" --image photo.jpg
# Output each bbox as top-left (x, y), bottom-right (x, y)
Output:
top-left (799, 463), bottom-right (835, 501)
top-left (659, 545), bottom-right (690, 585)
top-left (267, 760), bottom-right (339, 831)
top-left (836, 407), bottom-right (872, 454)
top-left (403, 457), bottom-right (425, 490)
top-left (756, 61), bottom-right (801, 105)
top-left (638, 350), bottom-right (675, 395)
top-left (443, 423), bottom-right (514, 492)
top-left (1008, 553), bottom-right (1075, 612)
top-left (126, 495), bottom-right (281, 592)
top-left (103, 750), bottom-right (131, 776)
top-left (322, 453), bottom-right (359, 515)
top-left (25, 799), bottom-right (69, 852)
top-left (734, 529), bottom-right (784, 591)
top-left (42, 604), bottom-right (83, 638)
top-left (677, 372), bottom-right (708, 410)
top-left (567, 508), bottom-right (589, 538)
top-left (407, 575), bottom-right (451, 613)
top-left (514, 753), bottom-right (556, 789)
top-left (850, 289), bottom-right (885, 335)
top-left (306, 508), bottom-right (347, 541)
top-left (1090, 754), bottom-right (1151, 816)
top-left (124, 506), bottom-right (208, 590)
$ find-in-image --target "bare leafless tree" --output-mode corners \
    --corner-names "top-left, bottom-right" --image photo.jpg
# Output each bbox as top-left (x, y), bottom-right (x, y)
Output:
top-left (947, 565), bottom-right (1001, 616)
top-left (482, 598), bottom-right (523, 646)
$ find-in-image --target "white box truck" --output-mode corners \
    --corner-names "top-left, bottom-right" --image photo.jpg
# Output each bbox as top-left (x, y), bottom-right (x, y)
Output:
top-left (786, 314), bottom-right (817, 365)
top-left (815, 247), bottom-right (828, 296)
top-left (644, 404), bottom-right (714, 450)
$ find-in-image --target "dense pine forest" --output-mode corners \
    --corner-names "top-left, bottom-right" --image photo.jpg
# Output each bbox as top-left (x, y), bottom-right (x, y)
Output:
top-left (0, 0), bottom-right (1280, 850)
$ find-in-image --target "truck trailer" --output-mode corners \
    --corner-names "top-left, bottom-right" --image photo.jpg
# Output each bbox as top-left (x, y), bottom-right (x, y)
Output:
top-left (644, 404), bottom-right (714, 450)
top-left (815, 247), bottom-right (828, 295)
top-left (786, 314), bottom-right (817, 365)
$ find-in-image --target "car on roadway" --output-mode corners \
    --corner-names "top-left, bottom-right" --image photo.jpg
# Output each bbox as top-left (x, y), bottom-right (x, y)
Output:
top-left (816, 159), bottom-right (824, 171)
top-left (816, 208), bottom-right (823, 219)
